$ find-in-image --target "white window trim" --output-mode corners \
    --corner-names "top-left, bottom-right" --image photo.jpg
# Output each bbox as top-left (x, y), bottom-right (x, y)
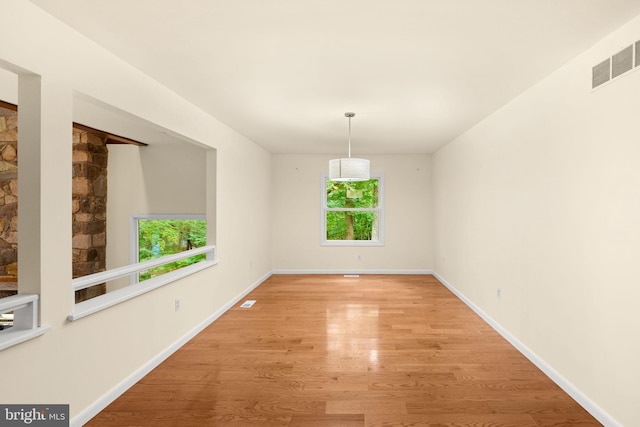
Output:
top-left (129, 214), bottom-right (206, 285)
top-left (320, 174), bottom-right (385, 247)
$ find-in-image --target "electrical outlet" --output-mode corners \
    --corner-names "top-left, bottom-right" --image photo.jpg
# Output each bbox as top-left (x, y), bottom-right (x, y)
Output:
top-left (357, 254), bottom-right (362, 262)
top-left (496, 289), bottom-right (501, 300)
top-left (175, 299), bottom-right (181, 311)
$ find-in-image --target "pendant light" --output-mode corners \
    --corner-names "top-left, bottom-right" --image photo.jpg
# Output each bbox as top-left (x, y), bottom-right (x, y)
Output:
top-left (329, 112), bottom-right (370, 181)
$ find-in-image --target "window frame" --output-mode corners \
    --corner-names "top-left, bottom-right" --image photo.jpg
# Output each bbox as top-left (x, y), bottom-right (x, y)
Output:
top-left (320, 174), bottom-right (385, 247)
top-left (130, 214), bottom-right (207, 284)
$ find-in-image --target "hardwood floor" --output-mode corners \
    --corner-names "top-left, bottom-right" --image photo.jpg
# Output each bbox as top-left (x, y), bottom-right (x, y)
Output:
top-left (87, 274), bottom-right (601, 426)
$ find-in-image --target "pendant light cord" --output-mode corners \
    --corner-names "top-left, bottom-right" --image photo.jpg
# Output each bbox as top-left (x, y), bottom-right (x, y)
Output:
top-left (348, 115), bottom-right (352, 158)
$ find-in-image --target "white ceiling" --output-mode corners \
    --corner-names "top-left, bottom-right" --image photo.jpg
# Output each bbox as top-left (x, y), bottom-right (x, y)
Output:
top-left (31, 0), bottom-right (640, 154)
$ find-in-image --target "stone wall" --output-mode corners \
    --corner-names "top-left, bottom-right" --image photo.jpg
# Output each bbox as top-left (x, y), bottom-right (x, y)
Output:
top-left (0, 107), bottom-right (18, 298)
top-left (0, 106), bottom-right (109, 302)
top-left (72, 129), bottom-right (108, 303)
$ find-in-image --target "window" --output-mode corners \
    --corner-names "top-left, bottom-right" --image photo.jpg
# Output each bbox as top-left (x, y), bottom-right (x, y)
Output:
top-left (131, 215), bottom-right (207, 282)
top-left (321, 175), bottom-right (384, 246)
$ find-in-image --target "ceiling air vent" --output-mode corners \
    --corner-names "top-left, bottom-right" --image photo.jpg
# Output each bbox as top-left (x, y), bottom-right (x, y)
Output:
top-left (612, 45), bottom-right (633, 79)
top-left (592, 58), bottom-right (611, 89)
top-left (592, 40), bottom-right (639, 89)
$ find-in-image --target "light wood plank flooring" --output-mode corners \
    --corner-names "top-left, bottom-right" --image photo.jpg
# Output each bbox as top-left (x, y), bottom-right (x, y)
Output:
top-left (87, 274), bottom-right (601, 426)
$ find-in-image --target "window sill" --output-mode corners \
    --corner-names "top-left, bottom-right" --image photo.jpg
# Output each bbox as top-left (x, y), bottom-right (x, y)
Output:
top-left (321, 240), bottom-right (384, 247)
top-left (69, 259), bottom-right (219, 321)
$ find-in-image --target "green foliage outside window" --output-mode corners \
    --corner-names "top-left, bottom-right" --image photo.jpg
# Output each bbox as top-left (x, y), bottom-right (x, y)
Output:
top-left (326, 179), bottom-right (379, 240)
top-left (138, 219), bottom-right (206, 281)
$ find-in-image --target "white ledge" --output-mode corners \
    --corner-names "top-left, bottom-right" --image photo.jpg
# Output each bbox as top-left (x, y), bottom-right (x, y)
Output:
top-left (72, 245), bottom-right (216, 291)
top-left (69, 259), bottom-right (219, 321)
top-left (0, 293), bottom-right (38, 312)
top-left (0, 326), bottom-right (50, 352)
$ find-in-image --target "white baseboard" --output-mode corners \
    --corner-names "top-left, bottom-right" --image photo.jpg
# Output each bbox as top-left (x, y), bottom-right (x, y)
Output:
top-left (272, 269), bottom-right (433, 275)
top-left (71, 271), bottom-right (272, 427)
top-left (432, 271), bottom-right (621, 427)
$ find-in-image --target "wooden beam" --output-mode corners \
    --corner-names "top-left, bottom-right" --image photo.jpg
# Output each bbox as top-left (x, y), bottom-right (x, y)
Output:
top-left (72, 123), bottom-right (148, 146)
top-left (0, 100), bottom-right (18, 111)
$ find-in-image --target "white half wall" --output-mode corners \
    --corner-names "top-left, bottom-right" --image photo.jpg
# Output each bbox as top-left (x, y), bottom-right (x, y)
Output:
top-left (272, 154), bottom-right (433, 272)
top-left (433, 14), bottom-right (640, 427)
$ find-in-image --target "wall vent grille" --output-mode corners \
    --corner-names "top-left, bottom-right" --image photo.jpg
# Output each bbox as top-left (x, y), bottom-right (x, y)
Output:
top-left (592, 58), bottom-right (611, 88)
top-left (592, 40), bottom-right (639, 89)
top-left (612, 45), bottom-right (633, 78)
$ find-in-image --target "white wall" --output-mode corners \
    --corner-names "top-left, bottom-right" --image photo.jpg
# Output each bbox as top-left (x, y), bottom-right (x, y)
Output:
top-left (0, 2), bottom-right (271, 423)
top-left (105, 145), bottom-right (143, 275)
top-left (272, 154), bottom-right (432, 272)
top-left (433, 14), bottom-right (640, 427)
top-left (0, 68), bottom-right (17, 103)
top-left (106, 142), bottom-right (208, 289)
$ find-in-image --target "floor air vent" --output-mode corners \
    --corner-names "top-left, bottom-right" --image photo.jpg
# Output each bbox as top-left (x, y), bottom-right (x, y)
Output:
top-left (240, 300), bottom-right (256, 308)
top-left (344, 274), bottom-right (360, 278)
